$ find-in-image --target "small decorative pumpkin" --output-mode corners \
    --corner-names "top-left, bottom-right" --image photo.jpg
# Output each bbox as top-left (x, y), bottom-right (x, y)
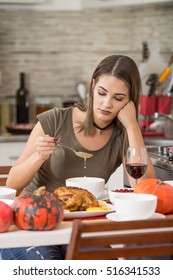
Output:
top-left (134, 178), bottom-right (173, 214)
top-left (13, 193), bottom-right (64, 230)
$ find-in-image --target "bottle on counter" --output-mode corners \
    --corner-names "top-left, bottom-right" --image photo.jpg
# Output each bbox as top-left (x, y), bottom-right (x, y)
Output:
top-left (16, 72), bottom-right (29, 123)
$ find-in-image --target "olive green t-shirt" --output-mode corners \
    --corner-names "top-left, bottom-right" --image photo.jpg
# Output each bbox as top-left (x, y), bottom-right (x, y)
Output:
top-left (24, 107), bottom-right (123, 193)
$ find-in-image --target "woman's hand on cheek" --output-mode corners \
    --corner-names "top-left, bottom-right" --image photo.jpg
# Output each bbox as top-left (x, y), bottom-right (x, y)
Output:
top-left (117, 101), bottom-right (137, 129)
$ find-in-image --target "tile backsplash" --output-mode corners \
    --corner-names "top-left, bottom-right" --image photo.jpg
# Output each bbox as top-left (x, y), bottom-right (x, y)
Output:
top-left (0, 3), bottom-right (173, 115)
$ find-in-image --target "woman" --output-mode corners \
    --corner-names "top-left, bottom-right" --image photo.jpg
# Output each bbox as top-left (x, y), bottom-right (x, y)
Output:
top-left (2, 54), bottom-right (155, 260)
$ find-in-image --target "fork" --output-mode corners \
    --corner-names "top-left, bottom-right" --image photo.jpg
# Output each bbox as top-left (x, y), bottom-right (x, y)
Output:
top-left (57, 143), bottom-right (93, 159)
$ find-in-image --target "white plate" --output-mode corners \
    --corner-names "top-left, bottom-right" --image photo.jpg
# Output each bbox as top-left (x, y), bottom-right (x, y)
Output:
top-left (64, 201), bottom-right (115, 219)
top-left (106, 212), bottom-right (165, 222)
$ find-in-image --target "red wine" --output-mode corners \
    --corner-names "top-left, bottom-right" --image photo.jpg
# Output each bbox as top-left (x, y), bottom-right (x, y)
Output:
top-left (126, 163), bottom-right (147, 179)
top-left (16, 72), bottom-right (29, 123)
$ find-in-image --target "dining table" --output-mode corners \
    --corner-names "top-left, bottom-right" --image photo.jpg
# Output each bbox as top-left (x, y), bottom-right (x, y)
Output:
top-left (0, 221), bottom-right (73, 248)
top-left (1, 213), bottom-right (173, 249)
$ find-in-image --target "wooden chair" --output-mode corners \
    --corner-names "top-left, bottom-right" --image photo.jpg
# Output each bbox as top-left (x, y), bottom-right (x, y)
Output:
top-left (0, 166), bottom-right (12, 186)
top-left (65, 218), bottom-right (173, 260)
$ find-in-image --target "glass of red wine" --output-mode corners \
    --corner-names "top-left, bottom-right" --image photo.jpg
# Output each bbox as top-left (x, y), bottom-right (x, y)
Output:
top-left (125, 146), bottom-right (148, 186)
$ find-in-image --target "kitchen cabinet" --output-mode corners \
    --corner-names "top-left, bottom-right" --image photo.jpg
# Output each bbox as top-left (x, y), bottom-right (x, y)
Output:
top-left (142, 0), bottom-right (173, 3)
top-left (0, 0), bottom-right (172, 10)
top-left (94, 0), bottom-right (173, 4)
top-left (82, 0), bottom-right (173, 9)
top-left (102, 0), bottom-right (142, 5)
top-left (0, 0), bottom-right (46, 3)
top-left (0, 142), bottom-right (26, 166)
top-left (115, 0), bottom-right (173, 3)
top-left (82, 0), bottom-right (141, 9)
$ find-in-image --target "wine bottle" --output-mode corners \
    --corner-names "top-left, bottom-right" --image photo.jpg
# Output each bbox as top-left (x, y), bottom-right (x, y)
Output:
top-left (16, 72), bottom-right (29, 123)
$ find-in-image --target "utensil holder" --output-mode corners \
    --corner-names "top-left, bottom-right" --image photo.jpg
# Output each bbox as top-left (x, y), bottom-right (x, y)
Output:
top-left (139, 96), bottom-right (157, 116)
top-left (156, 96), bottom-right (171, 114)
top-left (140, 95), bottom-right (172, 115)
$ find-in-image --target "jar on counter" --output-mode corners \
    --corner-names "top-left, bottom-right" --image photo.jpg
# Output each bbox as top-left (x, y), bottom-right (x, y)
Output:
top-left (62, 95), bottom-right (80, 108)
top-left (0, 99), bottom-right (10, 134)
top-left (35, 98), bottom-right (52, 116)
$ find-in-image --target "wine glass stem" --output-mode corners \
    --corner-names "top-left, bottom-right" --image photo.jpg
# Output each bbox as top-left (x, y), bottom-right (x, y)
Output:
top-left (135, 179), bottom-right (138, 186)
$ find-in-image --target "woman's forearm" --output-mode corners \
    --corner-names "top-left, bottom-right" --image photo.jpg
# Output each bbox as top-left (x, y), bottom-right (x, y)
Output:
top-left (126, 124), bottom-right (145, 147)
top-left (6, 152), bottom-right (46, 192)
top-left (6, 123), bottom-right (56, 193)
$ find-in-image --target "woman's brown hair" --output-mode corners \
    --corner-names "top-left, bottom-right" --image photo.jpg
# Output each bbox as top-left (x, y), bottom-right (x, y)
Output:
top-left (76, 54), bottom-right (142, 154)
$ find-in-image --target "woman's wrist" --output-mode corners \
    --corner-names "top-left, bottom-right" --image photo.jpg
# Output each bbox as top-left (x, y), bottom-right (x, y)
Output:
top-left (127, 125), bottom-right (145, 147)
top-left (34, 150), bottom-right (50, 163)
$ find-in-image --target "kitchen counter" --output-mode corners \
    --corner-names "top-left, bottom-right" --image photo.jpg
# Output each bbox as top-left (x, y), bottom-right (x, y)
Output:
top-left (149, 155), bottom-right (173, 172)
top-left (0, 137), bottom-right (27, 164)
top-left (0, 135), bottom-right (172, 171)
top-left (0, 134), bottom-right (172, 144)
top-left (147, 145), bottom-right (173, 180)
top-left (0, 134), bottom-right (28, 142)
top-left (144, 137), bottom-right (173, 146)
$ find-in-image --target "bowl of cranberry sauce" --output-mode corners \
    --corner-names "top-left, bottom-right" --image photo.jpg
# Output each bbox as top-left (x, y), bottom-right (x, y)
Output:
top-left (109, 188), bottom-right (134, 204)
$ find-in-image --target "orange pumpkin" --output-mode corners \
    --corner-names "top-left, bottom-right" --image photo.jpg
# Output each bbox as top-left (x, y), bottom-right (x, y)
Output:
top-left (134, 178), bottom-right (173, 214)
top-left (13, 193), bottom-right (64, 231)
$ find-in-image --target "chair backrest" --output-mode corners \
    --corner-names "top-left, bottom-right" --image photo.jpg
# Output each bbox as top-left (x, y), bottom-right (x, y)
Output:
top-left (65, 218), bottom-right (173, 260)
top-left (0, 166), bottom-right (12, 186)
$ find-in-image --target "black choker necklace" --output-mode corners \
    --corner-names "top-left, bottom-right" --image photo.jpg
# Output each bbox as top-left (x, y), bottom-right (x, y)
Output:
top-left (93, 120), bottom-right (114, 134)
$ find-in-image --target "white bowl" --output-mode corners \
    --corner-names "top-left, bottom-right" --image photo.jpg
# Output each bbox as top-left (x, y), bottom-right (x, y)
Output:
top-left (109, 188), bottom-right (134, 204)
top-left (0, 187), bottom-right (16, 199)
top-left (112, 193), bottom-right (157, 221)
top-left (66, 177), bottom-right (105, 198)
top-left (0, 199), bottom-right (14, 206)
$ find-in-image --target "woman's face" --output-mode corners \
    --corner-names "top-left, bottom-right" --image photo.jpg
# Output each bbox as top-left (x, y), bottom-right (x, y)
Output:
top-left (92, 75), bottom-right (130, 124)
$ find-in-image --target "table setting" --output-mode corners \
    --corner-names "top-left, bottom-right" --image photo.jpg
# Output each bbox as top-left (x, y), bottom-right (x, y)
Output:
top-left (0, 174), bottom-right (173, 249)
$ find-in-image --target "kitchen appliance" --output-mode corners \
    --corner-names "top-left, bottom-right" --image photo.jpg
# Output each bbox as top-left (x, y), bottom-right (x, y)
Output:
top-left (147, 145), bottom-right (173, 181)
top-left (154, 112), bottom-right (173, 137)
top-left (147, 145), bottom-right (173, 164)
top-left (76, 82), bottom-right (87, 104)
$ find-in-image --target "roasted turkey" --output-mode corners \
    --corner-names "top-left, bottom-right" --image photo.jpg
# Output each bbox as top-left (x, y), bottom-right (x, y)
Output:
top-left (34, 185), bottom-right (99, 212)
